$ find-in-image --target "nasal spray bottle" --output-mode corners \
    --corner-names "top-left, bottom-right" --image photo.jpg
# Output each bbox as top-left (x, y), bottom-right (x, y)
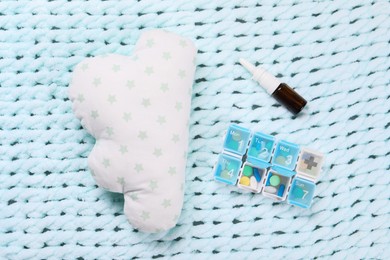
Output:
top-left (239, 59), bottom-right (307, 115)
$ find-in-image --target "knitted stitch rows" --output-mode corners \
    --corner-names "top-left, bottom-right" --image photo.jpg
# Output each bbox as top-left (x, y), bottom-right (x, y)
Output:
top-left (1, 0), bottom-right (389, 259)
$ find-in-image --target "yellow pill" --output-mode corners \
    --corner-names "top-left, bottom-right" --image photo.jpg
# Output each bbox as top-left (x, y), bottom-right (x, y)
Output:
top-left (239, 176), bottom-right (250, 186)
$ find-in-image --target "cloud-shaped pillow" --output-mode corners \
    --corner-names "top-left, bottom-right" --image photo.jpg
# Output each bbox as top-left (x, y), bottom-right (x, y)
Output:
top-left (69, 30), bottom-right (197, 232)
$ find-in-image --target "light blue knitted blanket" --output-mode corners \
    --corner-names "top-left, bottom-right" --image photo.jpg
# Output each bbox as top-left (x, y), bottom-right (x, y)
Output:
top-left (1, 0), bottom-right (389, 259)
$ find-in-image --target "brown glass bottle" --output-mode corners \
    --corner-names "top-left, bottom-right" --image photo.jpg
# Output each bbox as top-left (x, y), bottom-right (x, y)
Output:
top-left (239, 58), bottom-right (308, 115)
top-left (272, 83), bottom-right (307, 115)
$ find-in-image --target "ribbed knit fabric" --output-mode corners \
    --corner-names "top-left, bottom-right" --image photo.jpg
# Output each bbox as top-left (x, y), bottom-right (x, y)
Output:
top-left (1, 0), bottom-right (389, 259)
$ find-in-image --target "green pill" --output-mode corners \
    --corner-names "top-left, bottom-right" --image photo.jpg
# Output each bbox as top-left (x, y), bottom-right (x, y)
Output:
top-left (242, 165), bottom-right (253, 177)
top-left (269, 175), bottom-right (281, 186)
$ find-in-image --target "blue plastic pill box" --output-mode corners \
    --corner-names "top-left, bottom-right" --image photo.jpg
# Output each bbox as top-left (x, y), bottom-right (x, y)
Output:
top-left (213, 124), bottom-right (325, 209)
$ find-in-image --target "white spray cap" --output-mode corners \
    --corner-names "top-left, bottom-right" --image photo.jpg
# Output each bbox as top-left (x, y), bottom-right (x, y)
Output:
top-left (239, 58), bottom-right (281, 95)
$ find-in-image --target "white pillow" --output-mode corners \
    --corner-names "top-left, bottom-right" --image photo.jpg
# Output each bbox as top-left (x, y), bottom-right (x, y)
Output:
top-left (69, 29), bottom-right (197, 232)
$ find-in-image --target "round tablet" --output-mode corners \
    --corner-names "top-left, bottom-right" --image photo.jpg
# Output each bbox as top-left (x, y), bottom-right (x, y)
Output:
top-left (275, 156), bottom-right (286, 165)
top-left (220, 170), bottom-right (231, 179)
top-left (270, 175), bottom-right (281, 186)
top-left (231, 131), bottom-right (242, 141)
top-left (239, 176), bottom-right (250, 186)
top-left (242, 165), bottom-right (253, 177)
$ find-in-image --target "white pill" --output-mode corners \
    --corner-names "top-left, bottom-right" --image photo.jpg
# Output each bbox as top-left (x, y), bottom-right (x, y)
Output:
top-left (264, 186), bottom-right (277, 194)
top-left (250, 176), bottom-right (258, 190)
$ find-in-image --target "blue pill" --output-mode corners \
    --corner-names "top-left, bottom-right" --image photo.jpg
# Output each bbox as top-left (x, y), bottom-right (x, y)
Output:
top-left (277, 184), bottom-right (285, 197)
top-left (266, 173), bottom-right (272, 186)
top-left (253, 168), bottom-right (261, 182)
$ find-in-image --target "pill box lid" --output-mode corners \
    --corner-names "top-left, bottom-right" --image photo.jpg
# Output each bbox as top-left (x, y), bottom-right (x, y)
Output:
top-left (247, 132), bottom-right (275, 163)
top-left (287, 177), bottom-right (316, 208)
top-left (214, 153), bottom-right (242, 185)
top-left (271, 165), bottom-right (297, 177)
top-left (272, 140), bottom-right (300, 171)
top-left (296, 147), bottom-right (325, 181)
top-left (275, 140), bottom-right (300, 154)
top-left (247, 157), bottom-right (271, 169)
top-left (252, 131), bottom-right (275, 142)
top-left (223, 124), bottom-right (252, 156)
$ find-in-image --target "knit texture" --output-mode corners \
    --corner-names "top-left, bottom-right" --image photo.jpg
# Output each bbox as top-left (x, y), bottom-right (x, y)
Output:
top-left (1, 0), bottom-right (389, 259)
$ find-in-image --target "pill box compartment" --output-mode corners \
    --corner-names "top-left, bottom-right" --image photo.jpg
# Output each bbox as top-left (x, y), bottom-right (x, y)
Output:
top-left (272, 140), bottom-right (300, 171)
top-left (262, 166), bottom-right (295, 201)
top-left (237, 162), bottom-right (267, 193)
top-left (213, 153), bottom-right (242, 185)
top-left (287, 177), bottom-right (316, 208)
top-left (296, 147), bottom-right (324, 181)
top-left (247, 132), bottom-right (275, 163)
top-left (223, 124), bottom-right (251, 156)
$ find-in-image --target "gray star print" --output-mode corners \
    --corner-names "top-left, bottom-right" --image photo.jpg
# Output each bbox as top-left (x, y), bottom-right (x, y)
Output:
top-left (179, 40), bottom-right (187, 47)
top-left (90, 110), bottom-right (99, 119)
top-left (178, 70), bottom-right (186, 79)
top-left (175, 102), bottom-right (183, 111)
top-left (112, 64), bottom-right (121, 72)
top-left (142, 98), bottom-right (151, 108)
top-left (107, 95), bottom-right (117, 104)
top-left (122, 112), bottom-right (132, 122)
top-left (160, 83), bottom-right (169, 92)
top-left (93, 78), bottom-right (101, 87)
top-left (145, 66), bottom-right (154, 76)
top-left (130, 194), bottom-right (138, 201)
top-left (162, 199), bottom-right (171, 208)
top-left (157, 116), bottom-right (166, 125)
top-left (172, 134), bottom-right (180, 143)
top-left (134, 163), bottom-right (144, 173)
top-left (138, 131), bottom-right (148, 140)
top-left (168, 167), bottom-right (176, 175)
top-left (162, 52), bottom-right (171, 60)
top-left (81, 63), bottom-right (88, 71)
top-left (106, 127), bottom-right (114, 137)
top-left (102, 158), bottom-right (110, 168)
top-left (119, 145), bottom-right (128, 154)
top-left (141, 211), bottom-right (150, 221)
top-left (126, 80), bottom-right (135, 90)
top-left (77, 94), bottom-right (85, 102)
top-left (146, 39), bottom-right (155, 48)
top-left (153, 148), bottom-right (162, 157)
top-left (149, 180), bottom-right (158, 191)
top-left (117, 177), bottom-right (125, 185)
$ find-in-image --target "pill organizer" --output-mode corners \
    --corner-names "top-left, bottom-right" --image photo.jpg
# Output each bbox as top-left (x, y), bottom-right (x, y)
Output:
top-left (213, 124), bottom-right (325, 208)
